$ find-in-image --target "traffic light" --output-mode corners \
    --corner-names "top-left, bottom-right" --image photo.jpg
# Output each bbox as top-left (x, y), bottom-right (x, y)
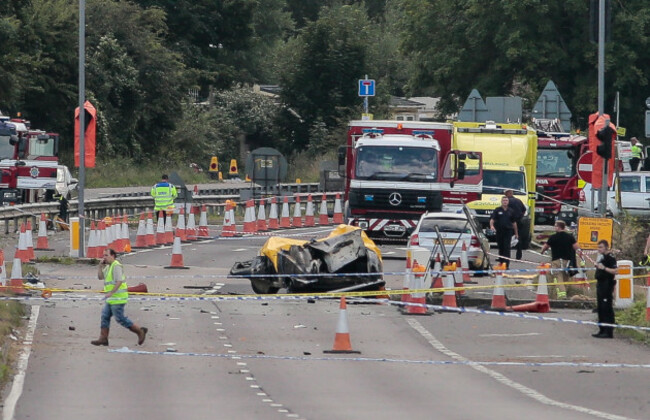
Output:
top-left (596, 123), bottom-right (615, 159)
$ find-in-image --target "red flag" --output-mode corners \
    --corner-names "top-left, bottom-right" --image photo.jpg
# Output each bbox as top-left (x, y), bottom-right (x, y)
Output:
top-left (74, 100), bottom-right (96, 168)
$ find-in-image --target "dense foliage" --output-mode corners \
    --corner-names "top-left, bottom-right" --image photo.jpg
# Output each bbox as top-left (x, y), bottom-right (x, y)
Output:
top-left (1, 0), bottom-right (649, 168)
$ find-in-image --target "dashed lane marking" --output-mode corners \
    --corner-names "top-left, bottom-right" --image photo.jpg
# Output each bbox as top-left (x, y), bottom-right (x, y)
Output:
top-left (406, 318), bottom-right (635, 420)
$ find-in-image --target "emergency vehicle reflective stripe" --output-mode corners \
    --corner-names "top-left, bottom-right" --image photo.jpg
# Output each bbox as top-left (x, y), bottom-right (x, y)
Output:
top-left (350, 218), bottom-right (418, 231)
top-left (104, 261), bottom-right (128, 305)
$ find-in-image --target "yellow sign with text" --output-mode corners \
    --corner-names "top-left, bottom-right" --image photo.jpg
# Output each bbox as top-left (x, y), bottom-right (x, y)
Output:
top-left (577, 217), bottom-right (613, 250)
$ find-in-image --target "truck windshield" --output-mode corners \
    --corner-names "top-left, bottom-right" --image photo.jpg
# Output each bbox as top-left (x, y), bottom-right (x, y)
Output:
top-left (29, 138), bottom-right (55, 158)
top-left (536, 149), bottom-right (573, 177)
top-left (355, 146), bottom-right (438, 182)
top-left (482, 170), bottom-right (526, 195)
top-left (0, 136), bottom-right (15, 159)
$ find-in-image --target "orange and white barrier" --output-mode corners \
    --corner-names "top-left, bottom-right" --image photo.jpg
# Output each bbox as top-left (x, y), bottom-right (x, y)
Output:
top-left (454, 258), bottom-right (465, 295)
top-left (332, 193), bottom-right (344, 224)
top-left (305, 195), bottom-right (315, 227)
top-left (323, 297), bottom-right (360, 354)
top-left (614, 260), bottom-right (634, 309)
top-left (402, 251), bottom-right (412, 303)
top-left (87, 221), bottom-right (98, 258)
top-left (292, 195), bottom-right (303, 228)
top-left (280, 196), bottom-right (291, 228)
top-left (318, 194), bottom-right (329, 226)
top-left (268, 197), bottom-right (279, 230)
top-left (97, 221), bottom-right (107, 256)
top-left (460, 242), bottom-right (471, 284)
top-left (15, 223), bottom-right (29, 263)
top-left (164, 213), bottom-right (174, 245)
top-left (121, 215), bottom-right (131, 252)
top-left (535, 264), bottom-right (550, 306)
top-left (35, 213), bottom-right (52, 251)
top-left (243, 200), bottom-right (257, 234)
top-left (257, 199), bottom-right (268, 232)
top-left (164, 233), bottom-right (189, 269)
top-left (9, 257), bottom-right (25, 294)
top-left (490, 263), bottom-right (507, 311)
top-left (431, 254), bottom-right (442, 289)
top-left (405, 261), bottom-right (428, 315)
top-left (221, 202), bottom-right (237, 237)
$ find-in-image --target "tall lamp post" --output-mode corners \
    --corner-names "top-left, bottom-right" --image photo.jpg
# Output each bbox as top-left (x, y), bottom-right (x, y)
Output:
top-left (77, 0), bottom-right (86, 256)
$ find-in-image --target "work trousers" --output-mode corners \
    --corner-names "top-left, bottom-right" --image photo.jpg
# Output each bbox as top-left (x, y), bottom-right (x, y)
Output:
top-left (514, 220), bottom-right (523, 260)
top-left (630, 157), bottom-right (641, 171)
top-left (101, 303), bottom-right (134, 329)
top-left (495, 229), bottom-right (513, 268)
top-left (596, 279), bottom-right (616, 336)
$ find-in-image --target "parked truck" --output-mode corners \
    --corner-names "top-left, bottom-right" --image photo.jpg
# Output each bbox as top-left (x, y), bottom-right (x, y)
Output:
top-left (535, 132), bottom-right (589, 224)
top-left (452, 121), bottom-right (537, 248)
top-left (339, 120), bottom-right (483, 241)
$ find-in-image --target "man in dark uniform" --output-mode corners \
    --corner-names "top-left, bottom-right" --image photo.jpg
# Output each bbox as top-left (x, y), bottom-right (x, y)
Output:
top-left (489, 196), bottom-right (518, 268)
top-left (593, 240), bottom-right (617, 338)
top-left (505, 189), bottom-right (526, 260)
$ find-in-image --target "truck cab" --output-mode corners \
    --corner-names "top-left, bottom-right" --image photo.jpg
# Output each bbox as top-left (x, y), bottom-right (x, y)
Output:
top-left (452, 121), bottom-right (537, 247)
top-left (340, 121), bottom-right (482, 241)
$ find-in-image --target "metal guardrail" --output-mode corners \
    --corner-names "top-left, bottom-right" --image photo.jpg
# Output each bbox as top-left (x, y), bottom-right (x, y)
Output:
top-left (0, 182), bottom-right (332, 234)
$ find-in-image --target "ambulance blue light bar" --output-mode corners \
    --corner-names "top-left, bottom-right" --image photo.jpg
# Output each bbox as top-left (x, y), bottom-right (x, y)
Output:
top-left (362, 128), bottom-right (384, 134)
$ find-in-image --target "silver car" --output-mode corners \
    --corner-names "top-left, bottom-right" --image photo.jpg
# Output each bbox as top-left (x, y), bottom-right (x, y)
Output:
top-left (407, 211), bottom-right (490, 270)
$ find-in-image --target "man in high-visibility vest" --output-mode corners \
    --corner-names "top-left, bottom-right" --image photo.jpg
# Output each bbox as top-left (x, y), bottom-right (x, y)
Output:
top-left (150, 174), bottom-right (177, 220)
top-left (91, 248), bottom-right (148, 346)
top-left (630, 137), bottom-right (644, 171)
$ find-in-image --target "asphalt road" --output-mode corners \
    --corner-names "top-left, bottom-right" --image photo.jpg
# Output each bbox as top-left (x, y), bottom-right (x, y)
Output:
top-left (3, 226), bottom-right (649, 420)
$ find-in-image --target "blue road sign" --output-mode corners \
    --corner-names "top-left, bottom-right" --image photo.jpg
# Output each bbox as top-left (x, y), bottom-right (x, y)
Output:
top-left (358, 79), bottom-right (376, 97)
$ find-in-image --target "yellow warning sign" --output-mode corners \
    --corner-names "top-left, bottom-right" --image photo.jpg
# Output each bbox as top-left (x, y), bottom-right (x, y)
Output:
top-left (616, 126), bottom-right (626, 137)
top-left (577, 217), bottom-right (613, 250)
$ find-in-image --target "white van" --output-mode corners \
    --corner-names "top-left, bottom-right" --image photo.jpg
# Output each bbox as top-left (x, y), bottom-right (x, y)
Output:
top-left (579, 172), bottom-right (650, 218)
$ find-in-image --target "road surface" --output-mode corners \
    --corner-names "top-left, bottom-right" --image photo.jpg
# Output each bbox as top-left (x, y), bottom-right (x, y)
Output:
top-left (3, 226), bottom-right (649, 420)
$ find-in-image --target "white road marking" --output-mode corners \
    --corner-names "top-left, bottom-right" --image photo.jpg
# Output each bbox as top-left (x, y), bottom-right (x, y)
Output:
top-left (479, 332), bottom-right (541, 337)
top-left (406, 318), bottom-right (633, 420)
top-left (233, 249), bottom-right (248, 252)
top-left (3, 305), bottom-right (40, 420)
top-left (517, 355), bottom-right (587, 359)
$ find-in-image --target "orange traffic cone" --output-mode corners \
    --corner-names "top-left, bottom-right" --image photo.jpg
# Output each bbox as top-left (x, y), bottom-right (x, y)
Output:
top-left (490, 263), bottom-right (508, 311)
top-left (292, 195), bottom-right (303, 227)
top-left (257, 199), bottom-right (268, 232)
top-left (510, 301), bottom-right (550, 313)
top-left (86, 221), bottom-right (98, 258)
top-left (460, 242), bottom-right (472, 283)
top-left (121, 215), bottom-right (131, 252)
top-left (164, 212), bottom-right (174, 244)
top-left (155, 212), bottom-right (166, 245)
top-left (318, 194), bottom-right (330, 225)
top-left (221, 201), bottom-right (237, 237)
top-left (305, 195), bottom-right (315, 227)
top-left (405, 261), bottom-right (428, 315)
top-left (133, 213), bottom-right (148, 249)
top-left (280, 196), bottom-right (291, 228)
top-left (127, 283), bottom-right (148, 293)
top-left (332, 193), bottom-right (344, 224)
top-left (35, 213), bottom-right (53, 250)
top-left (165, 233), bottom-right (189, 269)
top-left (15, 223), bottom-right (29, 263)
top-left (176, 208), bottom-right (188, 242)
top-left (186, 206), bottom-right (198, 241)
top-left (9, 257), bottom-right (25, 294)
top-left (25, 220), bottom-right (35, 262)
top-left (145, 211), bottom-right (156, 247)
top-left (198, 205), bottom-right (209, 237)
top-left (454, 258), bottom-right (465, 295)
top-left (536, 264), bottom-right (550, 306)
top-left (323, 297), bottom-right (361, 354)
top-left (441, 263), bottom-right (458, 308)
top-left (243, 200), bottom-right (257, 233)
top-left (268, 197), bottom-right (279, 230)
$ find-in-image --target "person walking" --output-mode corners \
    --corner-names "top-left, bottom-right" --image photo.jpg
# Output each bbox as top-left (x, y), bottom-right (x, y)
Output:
top-left (630, 138), bottom-right (643, 171)
top-left (91, 248), bottom-right (148, 346)
top-left (150, 174), bottom-right (177, 221)
top-left (505, 188), bottom-right (526, 260)
top-left (540, 220), bottom-right (582, 299)
top-left (489, 196), bottom-right (518, 268)
top-left (592, 240), bottom-right (617, 338)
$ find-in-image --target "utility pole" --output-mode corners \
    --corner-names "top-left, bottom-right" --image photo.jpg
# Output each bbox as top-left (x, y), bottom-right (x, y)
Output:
top-left (78, 0), bottom-right (86, 256)
top-left (597, 0), bottom-right (608, 217)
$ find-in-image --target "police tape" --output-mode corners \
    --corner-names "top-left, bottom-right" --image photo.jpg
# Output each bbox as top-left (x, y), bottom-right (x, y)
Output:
top-left (5, 291), bottom-right (649, 332)
top-left (107, 347), bottom-right (650, 369)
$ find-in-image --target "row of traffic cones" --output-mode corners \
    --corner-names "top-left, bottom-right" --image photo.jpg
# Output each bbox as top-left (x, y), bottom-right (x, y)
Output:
top-left (223, 193), bottom-right (344, 236)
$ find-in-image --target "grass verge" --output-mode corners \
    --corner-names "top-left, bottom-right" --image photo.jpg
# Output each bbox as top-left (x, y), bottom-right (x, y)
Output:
top-left (616, 299), bottom-right (650, 344)
top-left (0, 301), bottom-right (26, 385)
top-left (85, 160), bottom-right (211, 188)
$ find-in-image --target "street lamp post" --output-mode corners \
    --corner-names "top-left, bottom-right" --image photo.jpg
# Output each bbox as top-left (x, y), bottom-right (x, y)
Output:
top-left (78, 0), bottom-right (86, 256)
